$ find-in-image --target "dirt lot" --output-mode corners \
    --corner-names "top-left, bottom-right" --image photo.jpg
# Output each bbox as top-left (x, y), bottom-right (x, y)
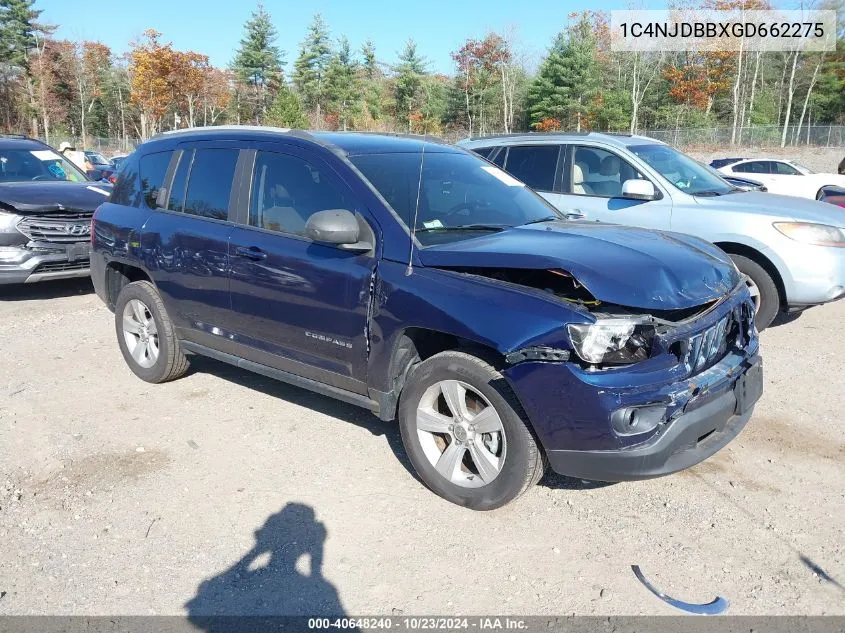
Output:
top-left (0, 278), bottom-right (843, 617)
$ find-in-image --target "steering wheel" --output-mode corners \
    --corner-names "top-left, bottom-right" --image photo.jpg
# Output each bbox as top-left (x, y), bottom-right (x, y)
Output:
top-left (444, 201), bottom-right (478, 218)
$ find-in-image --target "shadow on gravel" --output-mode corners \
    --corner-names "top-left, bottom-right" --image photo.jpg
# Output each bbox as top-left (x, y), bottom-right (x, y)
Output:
top-left (769, 310), bottom-right (803, 328)
top-left (187, 356), bottom-right (415, 477)
top-left (0, 277), bottom-right (93, 301)
top-left (186, 502), bottom-right (351, 628)
top-left (539, 471), bottom-right (618, 491)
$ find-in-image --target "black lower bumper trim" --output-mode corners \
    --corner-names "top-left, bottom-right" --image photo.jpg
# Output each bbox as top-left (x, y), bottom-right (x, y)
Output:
top-left (546, 362), bottom-right (761, 482)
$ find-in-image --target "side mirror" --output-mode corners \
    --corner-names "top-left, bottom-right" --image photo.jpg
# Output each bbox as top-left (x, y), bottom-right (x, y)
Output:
top-left (621, 179), bottom-right (656, 201)
top-left (305, 209), bottom-right (372, 252)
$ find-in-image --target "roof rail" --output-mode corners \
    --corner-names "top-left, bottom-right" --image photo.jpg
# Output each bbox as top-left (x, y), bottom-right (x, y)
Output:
top-left (0, 133), bottom-right (31, 139)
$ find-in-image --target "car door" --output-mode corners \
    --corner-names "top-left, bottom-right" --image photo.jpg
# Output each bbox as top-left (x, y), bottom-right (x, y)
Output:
top-left (554, 144), bottom-right (672, 230)
top-left (139, 142), bottom-right (242, 345)
top-left (227, 145), bottom-right (377, 394)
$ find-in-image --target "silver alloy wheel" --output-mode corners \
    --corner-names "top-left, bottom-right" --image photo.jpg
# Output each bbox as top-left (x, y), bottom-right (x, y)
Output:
top-left (415, 379), bottom-right (506, 488)
top-left (122, 299), bottom-right (159, 369)
top-left (745, 277), bottom-right (761, 314)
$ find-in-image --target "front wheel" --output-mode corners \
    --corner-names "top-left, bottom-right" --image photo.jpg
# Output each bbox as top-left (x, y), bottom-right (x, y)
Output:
top-left (729, 254), bottom-right (779, 331)
top-left (398, 351), bottom-right (546, 510)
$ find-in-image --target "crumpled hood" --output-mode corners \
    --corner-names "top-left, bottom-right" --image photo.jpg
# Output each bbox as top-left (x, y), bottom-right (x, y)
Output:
top-left (0, 181), bottom-right (112, 214)
top-left (419, 221), bottom-right (739, 310)
top-left (696, 190), bottom-right (845, 225)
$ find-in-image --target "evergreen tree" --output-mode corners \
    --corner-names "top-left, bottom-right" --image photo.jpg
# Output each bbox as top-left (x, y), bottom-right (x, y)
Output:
top-left (293, 13), bottom-right (332, 122)
top-left (265, 86), bottom-right (308, 128)
top-left (360, 40), bottom-right (382, 123)
top-left (361, 40), bottom-right (378, 81)
top-left (394, 38), bottom-right (426, 131)
top-left (0, 0), bottom-right (41, 68)
top-left (325, 37), bottom-right (361, 130)
top-left (231, 3), bottom-right (283, 123)
top-left (526, 18), bottom-right (598, 131)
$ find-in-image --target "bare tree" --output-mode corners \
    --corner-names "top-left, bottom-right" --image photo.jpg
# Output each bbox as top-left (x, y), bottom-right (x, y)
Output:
top-left (780, 48), bottom-right (799, 147)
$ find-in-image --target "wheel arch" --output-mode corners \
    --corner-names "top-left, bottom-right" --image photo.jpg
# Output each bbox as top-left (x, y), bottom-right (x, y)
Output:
top-left (714, 241), bottom-right (786, 308)
top-left (104, 261), bottom-right (154, 311)
top-left (376, 327), bottom-right (507, 422)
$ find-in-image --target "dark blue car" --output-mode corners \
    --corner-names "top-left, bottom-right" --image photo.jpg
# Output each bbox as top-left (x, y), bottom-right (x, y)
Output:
top-left (90, 127), bottom-right (762, 510)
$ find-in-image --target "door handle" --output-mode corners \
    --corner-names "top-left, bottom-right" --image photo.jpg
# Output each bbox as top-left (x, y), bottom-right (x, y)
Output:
top-left (563, 209), bottom-right (585, 220)
top-left (235, 246), bottom-right (267, 261)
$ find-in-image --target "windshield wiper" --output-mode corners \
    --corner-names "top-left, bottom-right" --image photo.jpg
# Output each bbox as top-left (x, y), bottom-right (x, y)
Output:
top-left (694, 190), bottom-right (725, 197)
top-left (520, 216), bottom-right (560, 226)
top-left (415, 223), bottom-right (508, 233)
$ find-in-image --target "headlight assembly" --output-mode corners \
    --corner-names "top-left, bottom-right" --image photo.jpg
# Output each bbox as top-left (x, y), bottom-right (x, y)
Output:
top-left (567, 319), bottom-right (655, 366)
top-left (773, 222), bottom-right (845, 247)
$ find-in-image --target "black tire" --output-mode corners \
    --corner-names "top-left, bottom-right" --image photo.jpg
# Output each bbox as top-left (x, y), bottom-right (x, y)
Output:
top-left (728, 254), bottom-right (779, 331)
top-left (114, 280), bottom-right (190, 383)
top-left (398, 351), bottom-right (546, 510)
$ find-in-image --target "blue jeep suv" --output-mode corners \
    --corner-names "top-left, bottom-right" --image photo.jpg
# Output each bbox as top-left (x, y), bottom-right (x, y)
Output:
top-left (91, 127), bottom-right (762, 510)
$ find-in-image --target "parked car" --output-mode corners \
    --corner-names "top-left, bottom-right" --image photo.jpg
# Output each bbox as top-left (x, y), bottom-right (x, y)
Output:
top-left (817, 185), bottom-right (845, 208)
top-left (713, 157), bottom-right (845, 200)
top-left (84, 150), bottom-right (119, 183)
top-left (0, 135), bottom-right (111, 284)
top-left (91, 127), bottom-right (762, 510)
top-left (110, 154), bottom-right (129, 169)
top-left (721, 175), bottom-right (767, 192)
top-left (460, 133), bottom-right (845, 330)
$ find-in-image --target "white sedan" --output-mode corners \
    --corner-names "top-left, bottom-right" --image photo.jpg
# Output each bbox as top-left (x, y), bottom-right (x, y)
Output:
top-left (714, 158), bottom-right (845, 200)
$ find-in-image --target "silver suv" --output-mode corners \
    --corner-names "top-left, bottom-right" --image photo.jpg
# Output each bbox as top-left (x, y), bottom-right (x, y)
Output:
top-left (459, 133), bottom-right (845, 329)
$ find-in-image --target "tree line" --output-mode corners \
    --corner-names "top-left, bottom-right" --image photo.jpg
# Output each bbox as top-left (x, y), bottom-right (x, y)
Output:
top-left (0, 0), bottom-right (842, 148)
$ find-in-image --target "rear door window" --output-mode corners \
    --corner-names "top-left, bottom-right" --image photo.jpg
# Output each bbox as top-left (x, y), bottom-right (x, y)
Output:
top-left (139, 150), bottom-right (173, 209)
top-left (503, 145), bottom-right (559, 192)
top-left (735, 161), bottom-right (769, 174)
top-left (175, 148), bottom-right (239, 221)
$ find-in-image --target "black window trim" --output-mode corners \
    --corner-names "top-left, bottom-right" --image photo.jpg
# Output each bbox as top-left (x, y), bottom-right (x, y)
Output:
top-left (563, 143), bottom-right (663, 201)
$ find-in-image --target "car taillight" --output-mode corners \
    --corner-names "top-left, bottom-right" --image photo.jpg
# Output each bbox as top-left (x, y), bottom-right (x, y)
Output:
top-left (108, 174), bottom-right (117, 184)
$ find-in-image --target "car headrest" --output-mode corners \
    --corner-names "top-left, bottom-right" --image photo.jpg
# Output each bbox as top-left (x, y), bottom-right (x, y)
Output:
top-left (600, 155), bottom-right (620, 176)
top-left (573, 163), bottom-right (586, 184)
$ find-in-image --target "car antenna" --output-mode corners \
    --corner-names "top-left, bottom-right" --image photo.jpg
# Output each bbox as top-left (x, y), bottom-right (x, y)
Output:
top-left (405, 138), bottom-right (426, 276)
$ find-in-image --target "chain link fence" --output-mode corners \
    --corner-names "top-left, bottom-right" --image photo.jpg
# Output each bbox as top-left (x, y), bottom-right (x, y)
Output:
top-left (43, 125), bottom-right (845, 155)
top-left (637, 125), bottom-right (845, 148)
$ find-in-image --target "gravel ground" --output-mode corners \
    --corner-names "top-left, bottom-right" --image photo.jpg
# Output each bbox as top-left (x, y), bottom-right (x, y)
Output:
top-left (0, 278), bottom-right (843, 617)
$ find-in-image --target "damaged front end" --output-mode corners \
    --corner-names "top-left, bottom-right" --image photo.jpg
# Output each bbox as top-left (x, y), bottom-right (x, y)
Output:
top-left (0, 201), bottom-right (93, 284)
top-left (431, 262), bottom-right (761, 481)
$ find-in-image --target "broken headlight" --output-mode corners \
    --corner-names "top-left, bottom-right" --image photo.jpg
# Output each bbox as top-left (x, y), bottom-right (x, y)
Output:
top-left (567, 319), bottom-right (655, 366)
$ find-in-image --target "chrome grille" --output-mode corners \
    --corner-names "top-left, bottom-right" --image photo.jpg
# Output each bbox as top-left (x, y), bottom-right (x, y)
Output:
top-left (16, 214), bottom-right (92, 243)
top-left (684, 314), bottom-right (731, 373)
top-left (34, 259), bottom-right (90, 272)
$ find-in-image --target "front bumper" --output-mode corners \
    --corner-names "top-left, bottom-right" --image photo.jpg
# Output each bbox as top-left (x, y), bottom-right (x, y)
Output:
top-left (0, 243), bottom-right (91, 284)
top-left (545, 357), bottom-right (762, 481)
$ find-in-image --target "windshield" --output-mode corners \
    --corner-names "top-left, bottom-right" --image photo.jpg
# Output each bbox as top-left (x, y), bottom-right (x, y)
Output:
top-left (351, 151), bottom-right (561, 245)
top-left (0, 148), bottom-right (88, 183)
top-left (630, 144), bottom-right (733, 196)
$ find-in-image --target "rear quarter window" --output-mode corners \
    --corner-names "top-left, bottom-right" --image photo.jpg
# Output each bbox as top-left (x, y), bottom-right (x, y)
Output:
top-left (139, 150), bottom-right (173, 209)
top-left (110, 152), bottom-right (140, 206)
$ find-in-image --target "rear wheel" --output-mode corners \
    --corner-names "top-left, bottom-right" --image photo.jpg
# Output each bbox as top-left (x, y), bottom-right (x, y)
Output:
top-left (728, 254), bottom-right (779, 331)
top-left (114, 280), bottom-right (189, 383)
top-left (398, 351), bottom-right (545, 510)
